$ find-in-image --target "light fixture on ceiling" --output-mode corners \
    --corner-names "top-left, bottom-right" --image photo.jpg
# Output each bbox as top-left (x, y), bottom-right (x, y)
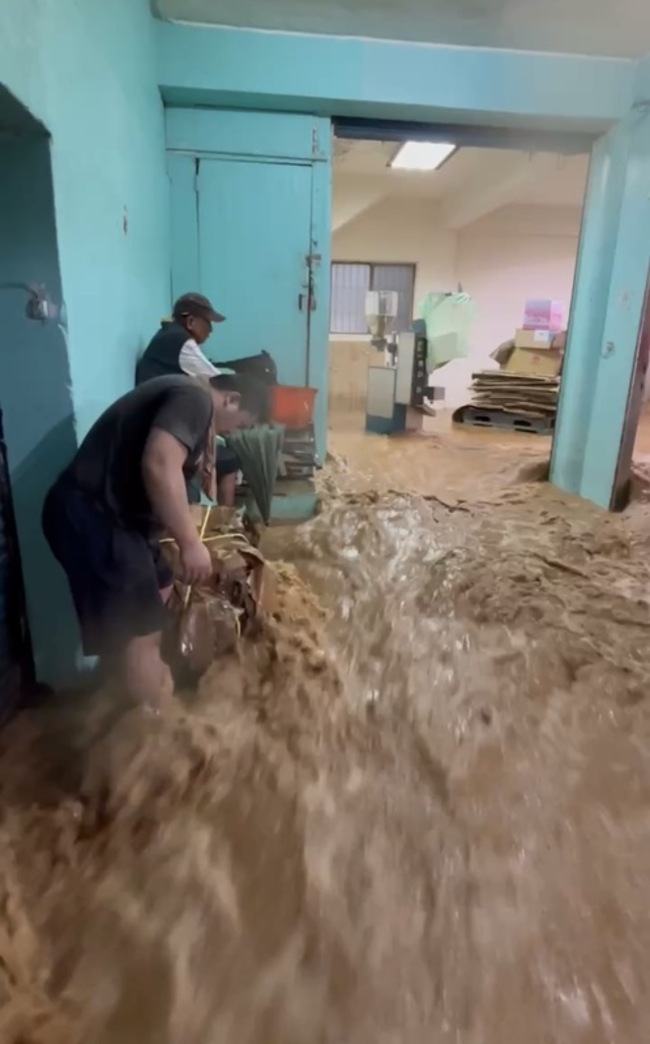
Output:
top-left (390, 141), bottom-right (457, 172)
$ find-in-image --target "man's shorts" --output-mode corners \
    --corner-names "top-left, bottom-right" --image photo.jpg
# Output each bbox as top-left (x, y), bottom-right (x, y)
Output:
top-left (42, 478), bottom-right (173, 657)
top-left (216, 445), bottom-right (240, 479)
top-left (186, 445), bottom-right (242, 504)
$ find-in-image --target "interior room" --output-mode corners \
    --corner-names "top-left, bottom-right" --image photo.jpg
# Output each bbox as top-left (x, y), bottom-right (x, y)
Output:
top-left (328, 132), bottom-right (590, 445)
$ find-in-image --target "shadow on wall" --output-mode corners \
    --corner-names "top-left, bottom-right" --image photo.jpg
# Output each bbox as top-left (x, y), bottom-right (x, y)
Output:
top-left (0, 86), bottom-right (79, 687)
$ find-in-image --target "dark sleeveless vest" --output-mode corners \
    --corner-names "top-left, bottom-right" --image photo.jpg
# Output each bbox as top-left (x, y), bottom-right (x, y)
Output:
top-left (135, 321), bottom-right (188, 385)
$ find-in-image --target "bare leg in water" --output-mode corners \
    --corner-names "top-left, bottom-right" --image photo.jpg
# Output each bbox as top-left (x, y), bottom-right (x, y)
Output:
top-left (100, 585), bottom-right (175, 711)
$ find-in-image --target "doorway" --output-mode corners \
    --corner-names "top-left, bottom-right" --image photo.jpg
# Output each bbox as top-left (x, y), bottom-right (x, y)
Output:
top-left (0, 85), bottom-right (78, 707)
top-left (614, 266), bottom-right (650, 508)
top-left (327, 119), bottom-right (592, 459)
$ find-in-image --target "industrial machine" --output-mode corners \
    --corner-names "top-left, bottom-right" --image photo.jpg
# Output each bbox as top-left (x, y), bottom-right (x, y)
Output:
top-left (364, 292), bottom-right (433, 435)
top-left (366, 290), bottom-right (399, 355)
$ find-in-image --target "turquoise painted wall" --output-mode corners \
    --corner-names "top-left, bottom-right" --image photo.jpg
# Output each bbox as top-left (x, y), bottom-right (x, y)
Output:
top-left (156, 23), bottom-right (635, 132)
top-left (0, 135), bottom-right (78, 684)
top-left (551, 107), bottom-right (650, 507)
top-left (550, 122), bottom-right (629, 497)
top-left (0, 0), bottom-right (170, 683)
top-left (0, 0), bottom-right (170, 441)
top-left (634, 53), bottom-right (650, 101)
top-left (166, 107), bottom-right (331, 456)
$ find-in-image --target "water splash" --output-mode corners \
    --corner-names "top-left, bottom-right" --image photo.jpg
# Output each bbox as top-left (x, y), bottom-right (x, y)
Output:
top-left (2, 477), bottom-right (650, 1042)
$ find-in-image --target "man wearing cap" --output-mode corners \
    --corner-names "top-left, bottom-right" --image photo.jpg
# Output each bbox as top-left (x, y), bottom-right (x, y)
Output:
top-left (137, 293), bottom-right (242, 506)
top-left (136, 292), bottom-right (226, 384)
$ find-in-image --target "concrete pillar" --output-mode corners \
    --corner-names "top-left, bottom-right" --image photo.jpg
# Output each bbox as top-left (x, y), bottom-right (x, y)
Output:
top-left (551, 105), bottom-right (650, 508)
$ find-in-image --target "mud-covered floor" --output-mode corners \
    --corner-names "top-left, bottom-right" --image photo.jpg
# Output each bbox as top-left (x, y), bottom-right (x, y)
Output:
top-left (2, 411), bottom-right (650, 1042)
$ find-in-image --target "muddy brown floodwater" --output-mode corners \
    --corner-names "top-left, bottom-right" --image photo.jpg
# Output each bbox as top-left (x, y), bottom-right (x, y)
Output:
top-left (3, 413), bottom-right (650, 1043)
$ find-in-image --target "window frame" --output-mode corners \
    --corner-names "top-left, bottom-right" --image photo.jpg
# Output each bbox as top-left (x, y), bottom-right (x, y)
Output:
top-left (329, 261), bottom-right (417, 336)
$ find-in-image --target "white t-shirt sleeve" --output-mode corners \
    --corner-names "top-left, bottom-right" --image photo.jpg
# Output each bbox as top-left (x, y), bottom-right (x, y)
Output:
top-left (178, 338), bottom-right (221, 379)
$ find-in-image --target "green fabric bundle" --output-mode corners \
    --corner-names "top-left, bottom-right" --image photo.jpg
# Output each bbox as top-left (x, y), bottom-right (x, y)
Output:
top-left (225, 423), bottom-right (285, 524)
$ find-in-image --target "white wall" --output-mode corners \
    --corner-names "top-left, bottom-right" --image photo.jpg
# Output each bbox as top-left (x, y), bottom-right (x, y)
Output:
top-left (329, 198), bottom-right (581, 412)
top-left (333, 197), bottom-right (458, 316)
top-left (457, 205), bottom-right (581, 356)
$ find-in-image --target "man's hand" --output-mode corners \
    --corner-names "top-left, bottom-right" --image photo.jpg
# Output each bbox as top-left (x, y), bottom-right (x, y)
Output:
top-left (178, 537), bottom-right (213, 586)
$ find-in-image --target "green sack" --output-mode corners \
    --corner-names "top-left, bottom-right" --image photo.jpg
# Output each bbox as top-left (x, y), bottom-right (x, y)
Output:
top-left (419, 292), bottom-right (477, 370)
top-left (225, 423), bottom-right (285, 524)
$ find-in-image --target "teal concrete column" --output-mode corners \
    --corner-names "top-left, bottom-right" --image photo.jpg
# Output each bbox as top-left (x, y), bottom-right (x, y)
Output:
top-left (551, 105), bottom-right (650, 508)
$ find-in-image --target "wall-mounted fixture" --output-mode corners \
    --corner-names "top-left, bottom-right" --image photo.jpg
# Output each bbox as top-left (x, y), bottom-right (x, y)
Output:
top-left (0, 283), bottom-right (61, 323)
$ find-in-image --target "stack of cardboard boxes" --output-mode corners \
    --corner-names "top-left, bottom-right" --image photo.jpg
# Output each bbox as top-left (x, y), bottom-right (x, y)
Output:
top-left (504, 299), bottom-right (564, 378)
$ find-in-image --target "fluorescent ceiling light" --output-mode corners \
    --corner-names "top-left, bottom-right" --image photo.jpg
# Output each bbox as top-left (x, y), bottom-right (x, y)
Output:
top-left (390, 141), bottom-right (457, 171)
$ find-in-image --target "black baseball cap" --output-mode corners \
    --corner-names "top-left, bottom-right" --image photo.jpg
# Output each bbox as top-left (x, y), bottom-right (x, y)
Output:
top-left (172, 292), bottom-right (225, 324)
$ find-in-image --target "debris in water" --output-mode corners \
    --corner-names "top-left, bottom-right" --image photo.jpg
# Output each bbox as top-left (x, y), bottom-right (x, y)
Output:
top-left (3, 435), bottom-right (650, 1042)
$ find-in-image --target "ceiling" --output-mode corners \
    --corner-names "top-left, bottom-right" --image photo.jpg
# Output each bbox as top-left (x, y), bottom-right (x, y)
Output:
top-left (334, 139), bottom-right (590, 208)
top-left (156, 0), bottom-right (649, 58)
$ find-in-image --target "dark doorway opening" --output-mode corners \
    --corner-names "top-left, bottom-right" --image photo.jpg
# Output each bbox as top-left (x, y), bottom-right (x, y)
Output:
top-left (0, 85), bottom-right (78, 717)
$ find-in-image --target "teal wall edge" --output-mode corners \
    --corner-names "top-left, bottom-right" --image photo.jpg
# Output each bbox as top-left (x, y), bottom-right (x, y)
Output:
top-left (634, 53), bottom-right (650, 102)
top-left (0, 0), bottom-right (170, 683)
top-left (156, 23), bottom-right (635, 131)
top-left (551, 105), bottom-right (650, 507)
top-left (0, 133), bottom-right (77, 685)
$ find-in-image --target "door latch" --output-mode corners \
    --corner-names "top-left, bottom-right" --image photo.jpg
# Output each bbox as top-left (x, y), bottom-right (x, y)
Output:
top-left (299, 253), bottom-right (322, 311)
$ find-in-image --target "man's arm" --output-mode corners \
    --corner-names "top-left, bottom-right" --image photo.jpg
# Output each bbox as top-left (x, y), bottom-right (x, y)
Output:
top-left (179, 339), bottom-right (221, 378)
top-left (142, 428), bottom-right (212, 584)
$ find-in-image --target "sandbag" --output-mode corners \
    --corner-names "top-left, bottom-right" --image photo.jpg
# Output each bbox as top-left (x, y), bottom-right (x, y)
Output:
top-left (161, 506), bottom-right (270, 684)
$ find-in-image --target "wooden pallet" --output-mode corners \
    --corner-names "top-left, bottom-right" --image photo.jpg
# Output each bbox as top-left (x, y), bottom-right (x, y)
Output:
top-left (453, 404), bottom-right (555, 435)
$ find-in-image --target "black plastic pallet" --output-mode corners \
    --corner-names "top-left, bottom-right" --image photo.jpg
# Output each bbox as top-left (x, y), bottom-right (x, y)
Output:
top-left (453, 404), bottom-right (554, 436)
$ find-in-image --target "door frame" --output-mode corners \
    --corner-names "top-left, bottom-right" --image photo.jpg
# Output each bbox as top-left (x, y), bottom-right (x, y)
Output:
top-left (610, 264), bottom-right (650, 510)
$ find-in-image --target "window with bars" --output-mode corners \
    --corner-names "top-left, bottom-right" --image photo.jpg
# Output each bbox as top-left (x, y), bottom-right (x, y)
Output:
top-left (329, 262), bottom-right (416, 335)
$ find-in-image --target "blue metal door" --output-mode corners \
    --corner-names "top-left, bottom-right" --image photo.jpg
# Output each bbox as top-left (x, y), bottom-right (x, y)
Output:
top-left (196, 157), bottom-right (314, 387)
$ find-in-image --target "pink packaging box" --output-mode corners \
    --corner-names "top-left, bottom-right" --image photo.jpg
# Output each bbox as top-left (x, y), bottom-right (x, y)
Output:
top-left (523, 298), bottom-right (564, 333)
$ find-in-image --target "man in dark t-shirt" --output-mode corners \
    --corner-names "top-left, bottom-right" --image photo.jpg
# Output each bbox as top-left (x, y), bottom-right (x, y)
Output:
top-left (42, 374), bottom-right (255, 708)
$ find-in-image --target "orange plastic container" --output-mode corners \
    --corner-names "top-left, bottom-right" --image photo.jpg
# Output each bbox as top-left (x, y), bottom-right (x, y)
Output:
top-left (270, 384), bottom-right (318, 430)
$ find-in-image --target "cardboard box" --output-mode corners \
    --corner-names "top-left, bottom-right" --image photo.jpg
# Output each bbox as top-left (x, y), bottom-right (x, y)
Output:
top-left (505, 346), bottom-right (562, 378)
top-left (515, 328), bottom-right (554, 350)
top-left (523, 299), bottom-right (564, 332)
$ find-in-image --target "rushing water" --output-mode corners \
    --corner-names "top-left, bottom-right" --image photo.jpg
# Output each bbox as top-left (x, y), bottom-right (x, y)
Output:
top-left (2, 435), bottom-right (650, 1042)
